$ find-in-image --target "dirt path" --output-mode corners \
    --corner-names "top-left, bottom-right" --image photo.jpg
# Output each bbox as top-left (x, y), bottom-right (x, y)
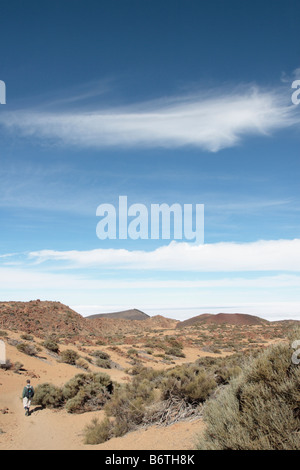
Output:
top-left (0, 385), bottom-right (203, 450)
top-left (0, 339), bottom-right (204, 450)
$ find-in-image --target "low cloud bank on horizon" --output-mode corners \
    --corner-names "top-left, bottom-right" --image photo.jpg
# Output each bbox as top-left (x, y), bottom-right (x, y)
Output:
top-left (2, 238), bottom-right (300, 321)
top-left (26, 238), bottom-right (300, 272)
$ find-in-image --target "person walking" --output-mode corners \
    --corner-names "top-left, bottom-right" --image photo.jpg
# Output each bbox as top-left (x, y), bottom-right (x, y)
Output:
top-left (22, 379), bottom-right (35, 416)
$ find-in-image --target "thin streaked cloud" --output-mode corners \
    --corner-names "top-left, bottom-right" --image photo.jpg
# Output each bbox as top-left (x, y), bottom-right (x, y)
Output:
top-left (0, 85), bottom-right (298, 152)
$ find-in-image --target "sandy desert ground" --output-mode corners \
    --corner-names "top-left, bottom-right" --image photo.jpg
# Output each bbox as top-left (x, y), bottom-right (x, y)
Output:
top-left (0, 333), bottom-right (204, 450)
top-left (0, 305), bottom-right (290, 451)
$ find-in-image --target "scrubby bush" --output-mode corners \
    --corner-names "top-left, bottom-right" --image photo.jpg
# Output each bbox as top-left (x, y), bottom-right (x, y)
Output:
top-left (92, 350), bottom-right (110, 360)
top-left (161, 364), bottom-right (217, 404)
top-left (196, 353), bottom-right (244, 385)
top-left (62, 372), bottom-right (113, 414)
top-left (164, 347), bottom-right (186, 358)
top-left (83, 361), bottom-right (222, 444)
top-left (32, 372), bottom-right (114, 414)
top-left (13, 361), bottom-right (23, 373)
top-left (0, 359), bottom-right (12, 370)
top-left (144, 337), bottom-right (185, 358)
top-left (42, 339), bottom-right (60, 354)
top-left (95, 358), bottom-right (111, 369)
top-left (215, 364), bottom-right (242, 385)
top-left (75, 358), bottom-right (90, 370)
top-left (84, 417), bottom-right (113, 445)
top-left (105, 376), bottom-right (156, 436)
top-left (198, 340), bottom-right (300, 450)
top-left (16, 342), bottom-right (38, 356)
top-left (20, 334), bottom-right (34, 341)
top-left (127, 348), bottom-right (138, 356)
top-left (62, 373), bottom-right (111, 399)
top-left (59, 349), bottom-right (79, 365)
top-left (129, 365), bottom-right (163, 382)
top-left (32, 383), bottom-right (64, 409)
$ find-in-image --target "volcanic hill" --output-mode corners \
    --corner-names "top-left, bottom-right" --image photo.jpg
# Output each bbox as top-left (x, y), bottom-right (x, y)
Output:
top-left (176, 313), bottom-right (269, 329)
top-left (0, 300), bottom-right (90, 337)
top-left (86, 308), bottom-right (150, 321)
top-left (0, 301), bottom-right (177, 339)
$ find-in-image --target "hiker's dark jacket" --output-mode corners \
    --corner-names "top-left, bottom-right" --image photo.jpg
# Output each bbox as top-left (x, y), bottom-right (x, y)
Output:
top-left (22, 385), bottom-right (34, 399)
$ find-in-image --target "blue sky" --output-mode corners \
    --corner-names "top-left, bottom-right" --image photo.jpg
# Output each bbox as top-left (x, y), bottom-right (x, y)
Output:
top-left (0, 0), bottom-right (300, 320)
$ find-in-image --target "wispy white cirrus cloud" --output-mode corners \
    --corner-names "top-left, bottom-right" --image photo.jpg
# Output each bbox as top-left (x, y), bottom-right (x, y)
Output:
top-left (281, 66), bottom-right (300, 83)
top-left (27, 238), bottom-right (300, 272)
top-left (0, 85), bottom-right (298, 152)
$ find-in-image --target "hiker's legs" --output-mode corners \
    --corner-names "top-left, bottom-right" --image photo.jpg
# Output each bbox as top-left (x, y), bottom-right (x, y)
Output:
top-left (23, 398), bottom-right (31, 415)
top-left (23, 397), bottom-right (28, 415)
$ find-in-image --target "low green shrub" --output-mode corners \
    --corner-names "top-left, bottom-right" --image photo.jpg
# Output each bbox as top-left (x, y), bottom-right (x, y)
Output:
top-left (59, 349), bottom-right (79, 365)
top-left (92, 350), bottom-right (110, 360)
top-left (161, 364), bottom-right (217, 403)
top-left (95, 358), bottom-right (111, 369)
top-left (20, 334), bottom-right (34, 341)
top-left (198, 340), bottom-right (300, 450)
top-left (42, 339), bottom-right (60, 354)
top-left (84, 417), bottom-right (113, 445)
top-left (63, 372), bottom-right (113, 414)
top-left (164, 347), bottom-right (186, 358)
top-left (16, 342), bottom-right (38, 356)
top-left (83, 361), bottom-right (221, 445)
top-left (32, 383), bottom-right (64, 409)
top-left (104, 376), bottom-right (156, 436)
top-left (33, 372), bottom-right (113, 414)
top-left (0, 359), bottom-right (12, 370)
top-left (75, 358), bottom-right (90, 370)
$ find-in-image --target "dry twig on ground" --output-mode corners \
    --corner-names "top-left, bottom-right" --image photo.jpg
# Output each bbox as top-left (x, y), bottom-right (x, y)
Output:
top-left (142, 396), bottom-right (203, 428)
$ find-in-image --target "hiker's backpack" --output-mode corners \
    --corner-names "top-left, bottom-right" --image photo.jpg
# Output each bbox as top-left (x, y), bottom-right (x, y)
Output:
top-left (26, 386), bottom-right (34, 399)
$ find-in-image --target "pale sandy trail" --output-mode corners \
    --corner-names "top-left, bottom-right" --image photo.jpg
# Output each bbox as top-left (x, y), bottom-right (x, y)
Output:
top-left (0, 385), bottom-right (203, 450)
top-left (0, 338), bottom-right (204, 450)
top-left (94, 420), bottom-right (204, 451)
